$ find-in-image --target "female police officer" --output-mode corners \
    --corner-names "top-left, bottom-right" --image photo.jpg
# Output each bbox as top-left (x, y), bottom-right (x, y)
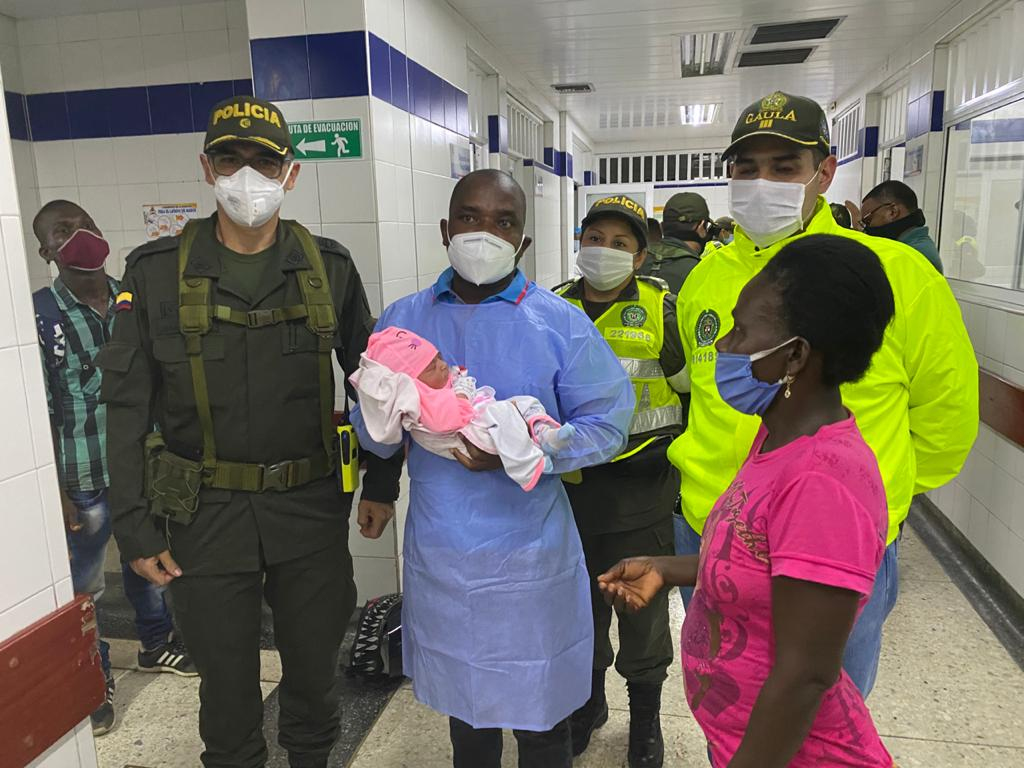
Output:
top-left (554, 196), bottom-right (688, 768)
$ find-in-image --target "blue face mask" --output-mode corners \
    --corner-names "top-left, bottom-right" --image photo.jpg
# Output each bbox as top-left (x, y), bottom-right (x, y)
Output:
top-left (715, 337), bottom-right (797, 415)
top-left (723, 234), bottom-right (733, 245)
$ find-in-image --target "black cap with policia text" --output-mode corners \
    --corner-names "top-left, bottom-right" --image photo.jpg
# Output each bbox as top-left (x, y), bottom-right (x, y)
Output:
top-left (204, 95), bottom-right (293, 156)
top-left (723, 91), bottom-right (831, 159)
top-left (581, 195), bottom-right (649, 250)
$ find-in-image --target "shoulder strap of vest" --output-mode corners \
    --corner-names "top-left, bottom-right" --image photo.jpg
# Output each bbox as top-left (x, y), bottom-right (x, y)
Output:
top-left (177, 221), bottom-right (218, 471)
top-left (636, 274), bottom-right (670, 294)
top-left (287, 220), bottom-right (337, 461)
top-left (552, 278), bottom-right (580, 297)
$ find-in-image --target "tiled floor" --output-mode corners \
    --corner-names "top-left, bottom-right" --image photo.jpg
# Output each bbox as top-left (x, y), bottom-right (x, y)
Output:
top-left (91, 527), bottom-right (1024, 767)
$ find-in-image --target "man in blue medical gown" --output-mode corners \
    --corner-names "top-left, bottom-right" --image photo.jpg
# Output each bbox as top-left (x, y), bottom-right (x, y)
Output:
top-left (353, 170), bottom-right (635, 767)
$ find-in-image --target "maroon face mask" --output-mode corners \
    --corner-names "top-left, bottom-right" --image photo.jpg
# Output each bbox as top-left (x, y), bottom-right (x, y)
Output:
top-left (57, 229), bottom-right (109, 271)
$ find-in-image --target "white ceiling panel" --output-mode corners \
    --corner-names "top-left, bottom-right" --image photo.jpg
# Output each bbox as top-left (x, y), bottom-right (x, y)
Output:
top-left (448, 0), bottom-right (963, 144)
top-left (0, 0), bottom-right (216, 18)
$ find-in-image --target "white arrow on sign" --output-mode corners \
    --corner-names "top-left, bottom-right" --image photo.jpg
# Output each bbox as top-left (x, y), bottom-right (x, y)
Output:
top-left (296, 137), bottom-right (326, 155)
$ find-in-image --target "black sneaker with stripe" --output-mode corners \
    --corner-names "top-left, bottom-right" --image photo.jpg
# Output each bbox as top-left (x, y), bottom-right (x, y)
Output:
top-left (91, 678), bottom-right (116, 736)
top-left (137, 633), bottom-right (198, 677)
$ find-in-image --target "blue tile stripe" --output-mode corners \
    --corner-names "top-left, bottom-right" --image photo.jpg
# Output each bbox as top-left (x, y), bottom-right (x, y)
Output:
top-left (542, 147), bottom-right (573, 177)
top-left (863, 126), bottom-right (879, 158)
top-left (248, 31), bottom-right (470, 137)
top-left (583, 170), bottom-right (595, 185)
top-left (523, 158), bottom-right (557, 174)
top-left (250, 31), bottom-right (368, 101)
top-left (654, 182), bottom-right (728, 189)
top-left (366, 33), bottom-right (468, 137)
top-left (5, 90), bottom-right (28, 141)
top-left (907, 90), bottom-right (945, 140)
top-left (7, 79), bottom-right (253, 142)
top-left (487, 114), bottom-right (508, 154)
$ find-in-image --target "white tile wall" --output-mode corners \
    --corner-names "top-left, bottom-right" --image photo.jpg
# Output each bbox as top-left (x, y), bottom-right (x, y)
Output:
top-left (139, 5), bottom-right (184, 36)
top-left (927, 297), bottom-right (1024, 599)
top-left (352, 555), bottom-right (399, 603)
top-left (321, 222), bottom-right (380, 281)
top-left (306, 0), bottom-right (365, 33)
top-left (100, 37), bottom-right (145, 89)
top-left (18, 2), bottom-right (249, 97)
top-left (246, 0), bottom-right (307, 39)
top-left (183, 1), bottom-right (230, 32)
top-left (96, 10), bottom-right (141, 40)
top-left (403, 0), bottom-right (467, 89)
top-left (528, 165), bottom-right (563, 289)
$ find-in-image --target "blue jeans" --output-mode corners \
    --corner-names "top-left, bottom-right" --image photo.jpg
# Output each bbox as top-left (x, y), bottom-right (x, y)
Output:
top-left (673, 511), bottom-right (701, 608)
top-left (842, 539), bottom-right (900, 697)
top-left (673, 513), bottom-right (900, 698)
top-left (66, 489), bottom-right (176, 681)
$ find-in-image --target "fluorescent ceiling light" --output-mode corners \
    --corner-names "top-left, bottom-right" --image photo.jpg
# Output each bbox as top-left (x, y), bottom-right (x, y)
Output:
top-left (680, 32), bottom-right (734, 77)
top-left (680, 103), bottom-right (721, 126)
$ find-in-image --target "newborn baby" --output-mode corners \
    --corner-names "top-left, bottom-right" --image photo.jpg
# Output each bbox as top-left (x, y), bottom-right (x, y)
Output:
top-left (350, 326), bottom-right (575, 491)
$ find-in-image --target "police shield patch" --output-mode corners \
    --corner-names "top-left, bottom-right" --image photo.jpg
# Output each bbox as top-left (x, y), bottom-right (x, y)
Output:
top-left (695, 309), bottom-right (720, 347)
top-left (621, 305), bottom-right (647, 327)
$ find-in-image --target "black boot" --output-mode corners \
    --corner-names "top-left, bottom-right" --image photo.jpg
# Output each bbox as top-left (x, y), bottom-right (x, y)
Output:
top-left (569, 668), bottom-right (609, 757)
top-left (627, 681), bottom-right (664, 768)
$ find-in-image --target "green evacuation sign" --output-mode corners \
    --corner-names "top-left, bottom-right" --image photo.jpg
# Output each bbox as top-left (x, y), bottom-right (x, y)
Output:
top-left (288, 119), bottom-right (362, 160)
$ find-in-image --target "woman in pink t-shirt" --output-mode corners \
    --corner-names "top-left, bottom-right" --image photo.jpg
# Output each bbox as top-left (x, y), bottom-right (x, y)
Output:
top-left (599, 234), bottom-right (897, 767)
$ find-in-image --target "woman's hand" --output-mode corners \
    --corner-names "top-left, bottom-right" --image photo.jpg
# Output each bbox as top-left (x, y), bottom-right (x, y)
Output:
top-left (451, 435), bottom-right (503, 471)
top-left (598, 557), bottom-right (666, 613)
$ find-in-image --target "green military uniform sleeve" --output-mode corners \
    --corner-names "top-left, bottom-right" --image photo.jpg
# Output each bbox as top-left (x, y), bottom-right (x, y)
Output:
top-left (659, 292), bottom-right (686, 381)
top-left (904, 276), bottom-right (979, 494)
top-left (319, 236), bottom-right (404, 503)
top-left (98, 257), bottom-right (167, 561)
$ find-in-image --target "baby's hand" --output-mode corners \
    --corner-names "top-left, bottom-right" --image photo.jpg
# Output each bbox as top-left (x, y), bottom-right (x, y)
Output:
top-left (538, 423), bottom-right (576, 455)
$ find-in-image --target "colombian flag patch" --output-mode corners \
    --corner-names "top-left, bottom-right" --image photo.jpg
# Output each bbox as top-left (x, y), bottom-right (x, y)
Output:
top-left (115, 291), bottom-right (133, 312)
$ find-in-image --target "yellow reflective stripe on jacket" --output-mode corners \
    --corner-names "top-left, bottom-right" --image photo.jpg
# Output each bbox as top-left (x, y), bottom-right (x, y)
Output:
top-left (669, 197), bottom-right (979, 545)
top-left (630, 403), bottom-right (684, 434)
top-left (620, 357), bottom-right (665, 379)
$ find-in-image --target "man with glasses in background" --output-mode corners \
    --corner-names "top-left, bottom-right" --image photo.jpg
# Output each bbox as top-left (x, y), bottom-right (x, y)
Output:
top-left (100, 95), bottom-right (402, 768)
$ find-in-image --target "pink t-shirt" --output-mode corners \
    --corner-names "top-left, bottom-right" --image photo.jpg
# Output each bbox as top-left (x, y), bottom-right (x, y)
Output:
top-left (681, 416), bottom-right (893, 767)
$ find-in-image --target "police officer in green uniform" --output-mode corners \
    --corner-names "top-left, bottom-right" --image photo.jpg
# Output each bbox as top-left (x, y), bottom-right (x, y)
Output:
top-left (99, 96), bottom-right (401, 768)
top-left (556, 197), bottom-right (688, 768)
top-left (637, 191), bottom-right (712, 294)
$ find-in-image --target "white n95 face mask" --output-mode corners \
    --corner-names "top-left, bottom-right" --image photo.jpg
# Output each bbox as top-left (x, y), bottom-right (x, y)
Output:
top-left (446, 228), bottom-right (522, 285)
top-left (576, 246), bottom-right (636, 291)
top-left (728, 169), bottom-right (820, 249)
top-left (214, 164), bottom-right (293, 229)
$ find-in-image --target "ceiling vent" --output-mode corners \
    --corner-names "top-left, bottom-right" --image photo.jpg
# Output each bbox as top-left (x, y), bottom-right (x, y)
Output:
top-left (680, 103), bottom-right (721, 126)
top-left (551, 83), bottom-right (594, 94)
top-left (737, 47), bottom-right (815, 67)
top-left (749, 18), bottom-right (842, 45)
top-left (679, 31), bottom-right (735, 77)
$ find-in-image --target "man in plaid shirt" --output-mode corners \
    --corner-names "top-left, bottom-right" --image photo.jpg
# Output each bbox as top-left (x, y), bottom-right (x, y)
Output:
top-left (33, 200), bottom-right (196, 736)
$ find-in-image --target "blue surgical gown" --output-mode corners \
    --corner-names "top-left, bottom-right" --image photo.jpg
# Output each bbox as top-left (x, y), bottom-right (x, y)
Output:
top-left (352, 273), bottom-right (634, 731)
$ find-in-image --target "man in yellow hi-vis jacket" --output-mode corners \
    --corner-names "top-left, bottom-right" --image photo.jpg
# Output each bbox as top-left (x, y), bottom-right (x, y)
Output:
top-left (670, 91), bottom-right (979, 698)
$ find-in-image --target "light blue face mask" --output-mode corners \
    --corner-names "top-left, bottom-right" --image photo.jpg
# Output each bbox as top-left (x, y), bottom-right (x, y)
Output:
top-left (715, 337), bottom-right (797, 415)
top-left (723, 234), bottom-right (733, 245)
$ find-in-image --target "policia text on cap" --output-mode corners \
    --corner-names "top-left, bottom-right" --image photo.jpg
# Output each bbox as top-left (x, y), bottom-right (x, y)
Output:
top-left (98, 95), bottom-right (403, 768)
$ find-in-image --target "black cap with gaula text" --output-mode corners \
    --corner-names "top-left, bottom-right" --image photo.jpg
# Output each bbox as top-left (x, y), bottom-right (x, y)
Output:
top-left (204, 95), bottom-right (292, 156)
top-left (723, 91), bottom-right (831, 160)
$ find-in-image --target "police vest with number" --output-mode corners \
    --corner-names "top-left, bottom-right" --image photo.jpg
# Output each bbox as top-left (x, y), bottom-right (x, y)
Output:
top-left (557, 277), bottom-right (682, 441)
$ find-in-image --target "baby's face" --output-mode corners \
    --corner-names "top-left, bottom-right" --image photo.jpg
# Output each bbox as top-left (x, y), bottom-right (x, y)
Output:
top-left (417, 354), bottom-right (450, 389)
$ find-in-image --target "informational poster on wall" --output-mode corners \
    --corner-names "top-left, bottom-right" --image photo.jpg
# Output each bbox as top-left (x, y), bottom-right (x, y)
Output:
top-left (904, 145), bottom-right (924, 178)
top-left (143, 203), bottom-right (199, 240)
top-left (450, 143), bottom-right (471, 179)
